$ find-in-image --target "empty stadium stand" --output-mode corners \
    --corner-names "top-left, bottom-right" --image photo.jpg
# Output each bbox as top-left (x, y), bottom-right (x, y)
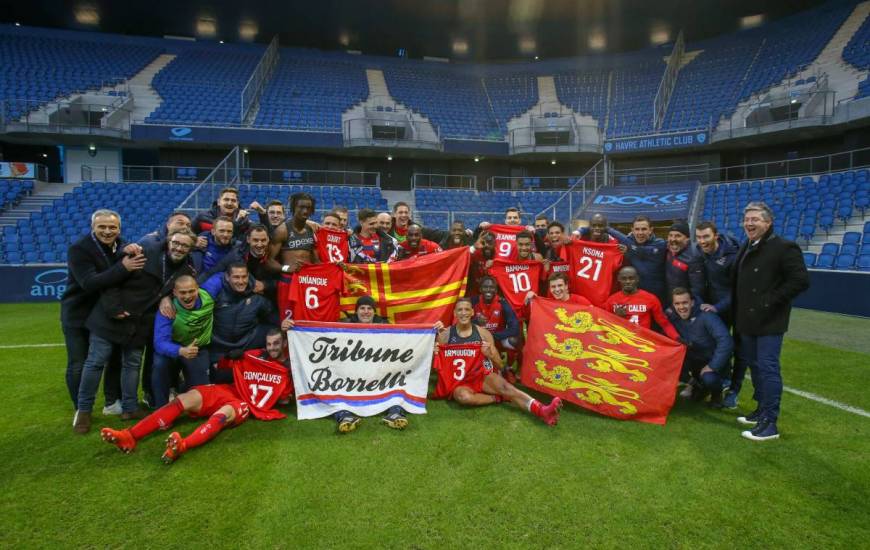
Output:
top-left (254, 50), bottom-right (369, 131)
top-left (0, 181), bottom-right (386, 264)
top-left (842, 8), bottom-right (870, 98)
top-left (700, 168), bottom-right (870, 270)
top-left (3, 1), bottom-right (868, 140)
top-left (414, 187), bottom-right (580, 230)
top-left (0, 28), bottom-right (161, 120)
top-left (146, 44), bottom-right (264, 126)
top-left (382, 61), bottom-right (502, 140)
top-left (0, 180), bottom-right (34, 212)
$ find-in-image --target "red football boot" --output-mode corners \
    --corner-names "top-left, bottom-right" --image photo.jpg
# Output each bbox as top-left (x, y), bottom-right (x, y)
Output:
top-left (100, 428), bottom-right (137, 454)
top-left (161, 432), bottom-right (187, 464)
top-left (538, 397), bottom-right (563, 426)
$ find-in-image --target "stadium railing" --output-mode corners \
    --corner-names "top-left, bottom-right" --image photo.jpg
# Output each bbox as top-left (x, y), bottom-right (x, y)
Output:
top-left (612, 146), bottom-right (870, 187)
top-left (488, 173), bottom-right (594, 192)
top-left (342, 116), bottom-right (442, 151)
top-left (177, 146), bottom-right (242, 214)
top-left (507, 121), bottom-right (602, 155)
top-left (715, 88), bottom-right (839, 140)
top-left (611, 163), bottom-right (711, 187)
top-left (1, 98), bottom-right (133, 138)
top-left (82, 164), bottom-right (381, 188)
top-left (240, 35), bottom-right (279, 124)
top-left (534, 159), bottom-right (607, 222)
top-left (411, 173), bottom-right (476, 190)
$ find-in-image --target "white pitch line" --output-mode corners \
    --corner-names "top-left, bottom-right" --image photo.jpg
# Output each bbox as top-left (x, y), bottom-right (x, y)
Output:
top-left (0, 343), bottom-right (65, 349)
top-left (784, 386), bottom-right (870, 419)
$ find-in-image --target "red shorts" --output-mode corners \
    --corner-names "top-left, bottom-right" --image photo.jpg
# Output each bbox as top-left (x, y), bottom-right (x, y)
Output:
top-left (189, 384), bottom-right (250, 426)
top-left (432, 360), bottom-right (494, 399)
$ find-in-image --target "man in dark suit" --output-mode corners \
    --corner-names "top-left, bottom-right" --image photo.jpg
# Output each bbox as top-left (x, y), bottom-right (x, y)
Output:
top-left (732, 202), bottom-right (809, 441)
top-left (62, 210), bottom-right (144, 414)
top-left (74, 228), bottom-right (198, 434)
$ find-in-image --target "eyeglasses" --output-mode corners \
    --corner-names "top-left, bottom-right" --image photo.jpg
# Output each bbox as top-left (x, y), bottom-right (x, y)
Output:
top-left (169, 241), bottom-right (192, 250)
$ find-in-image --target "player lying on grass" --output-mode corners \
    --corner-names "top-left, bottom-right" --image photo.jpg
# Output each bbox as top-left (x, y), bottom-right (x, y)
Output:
top-left (101, 331), bottom-right (289, 463)
top-left (434, 297), bottom-right (562, 426)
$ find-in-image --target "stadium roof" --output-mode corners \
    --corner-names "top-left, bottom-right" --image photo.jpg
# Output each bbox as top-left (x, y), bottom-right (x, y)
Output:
top-left (1, 0), bottom-right (830, 61)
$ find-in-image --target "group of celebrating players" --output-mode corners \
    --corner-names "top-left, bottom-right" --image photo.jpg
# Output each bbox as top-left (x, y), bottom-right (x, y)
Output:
top-left (63, 184), bottom-right (807, 463)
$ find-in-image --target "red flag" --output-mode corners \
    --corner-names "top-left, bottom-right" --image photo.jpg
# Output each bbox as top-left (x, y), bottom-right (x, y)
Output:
top-left (565, 240), bottom-right (623, 307)
top-left (520, 297), bottom-right (685, 425)
top-left (340, 247), bottom-right (469, 324)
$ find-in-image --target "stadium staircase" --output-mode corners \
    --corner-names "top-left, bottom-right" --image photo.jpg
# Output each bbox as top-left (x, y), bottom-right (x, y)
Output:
top-left (122, 54), bottom-right (177, 123)
top-left (341, 69), bottom-right (439, 145)
top-left (0, 183), bottom-right (75, 228)
top-left (504, 76), bottom-right (601, 151)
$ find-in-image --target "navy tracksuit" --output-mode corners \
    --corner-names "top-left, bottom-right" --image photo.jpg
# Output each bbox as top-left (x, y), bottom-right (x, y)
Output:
top-left (695, 235), bottom-right (739, 324)
top-left (606, 228), bottom-right (668, 303)
top-left (667, 305), bottom-right (733, 391)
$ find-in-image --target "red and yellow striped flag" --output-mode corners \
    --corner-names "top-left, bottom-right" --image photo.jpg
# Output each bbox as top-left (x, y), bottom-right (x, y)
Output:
top-left (340, 247), bottom-right (470, 324)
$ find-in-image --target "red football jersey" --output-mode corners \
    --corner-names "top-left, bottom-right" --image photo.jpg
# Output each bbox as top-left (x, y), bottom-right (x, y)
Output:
top-left (232, 351), bottom-right (290, 420)
top-left (487, 224), bottom-right (529, 261)
top-left (286, 263), bottom-right (344, 322)
top-left (602, 289), bottom-right (679, 340)
top-left (473, 296), bottom-right (507, 334)
top-left (432, 343), bottom-right (490, 399)
top-left (315, 227), bottom-right (350, 264)
top-left (488, 259), bottom-right (543, 320)
top-left (399, 239), bottom-right (443, 259)
top-left (565, 240), bottom-right (623, 307)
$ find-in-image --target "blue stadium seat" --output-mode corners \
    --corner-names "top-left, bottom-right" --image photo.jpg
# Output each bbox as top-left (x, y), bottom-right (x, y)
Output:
top-left (834, 254), bottom-right (856, 270)
top-left (820, 243), bottom-right (839, 256)
top-left (802, 252), bottom-right (816, 267)
top-left (815, 253), bottom-right (835, 269)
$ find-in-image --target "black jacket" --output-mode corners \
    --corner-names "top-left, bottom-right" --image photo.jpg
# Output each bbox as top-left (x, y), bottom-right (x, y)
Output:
top-left (61, 234), bottom-right (132, 328)
top-left (211, 275), bottom-right (275, 350)
top-left (192, 203), bottom-right (251, 239)
top-left (665, 245), bottom-right (705, 300)
top-left (86, 242), bottom-right (197, 347)
top-left (732, 229), bottom-right (810, 336)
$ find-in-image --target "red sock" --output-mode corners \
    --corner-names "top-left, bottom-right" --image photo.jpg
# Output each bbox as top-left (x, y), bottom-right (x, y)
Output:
top-left (130, 399), bottom-right (185, 440)
top-left (528, 399), bottom-right (543, 417)
top-left (183, 413), bottom-right (228, 450)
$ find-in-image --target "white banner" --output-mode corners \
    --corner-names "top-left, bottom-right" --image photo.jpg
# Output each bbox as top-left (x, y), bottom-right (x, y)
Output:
top-left (288, 321), bottom-right (436, 419)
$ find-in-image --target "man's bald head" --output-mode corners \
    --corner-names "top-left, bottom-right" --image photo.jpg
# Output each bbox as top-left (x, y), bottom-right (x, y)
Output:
top-left (173, 275), bottom-right (200, 309)
top-left (589, 213), bottom-right (609, 242)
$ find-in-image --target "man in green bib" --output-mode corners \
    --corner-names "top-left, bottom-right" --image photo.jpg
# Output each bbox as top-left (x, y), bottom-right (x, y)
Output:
top-left (152, 275), bottom-right (214, 408)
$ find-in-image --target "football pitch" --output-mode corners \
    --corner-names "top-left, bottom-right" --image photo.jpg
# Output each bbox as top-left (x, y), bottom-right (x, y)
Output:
top-left (0, 303), bottom-right (867, 548)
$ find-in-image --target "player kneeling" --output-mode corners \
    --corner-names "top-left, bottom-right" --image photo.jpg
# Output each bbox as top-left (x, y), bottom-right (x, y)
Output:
top-left (433, 298), bottom-right (562, 426)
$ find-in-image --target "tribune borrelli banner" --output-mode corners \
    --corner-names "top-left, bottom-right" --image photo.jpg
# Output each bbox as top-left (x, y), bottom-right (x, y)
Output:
top-left (287, 321), bottom-right (436, 419)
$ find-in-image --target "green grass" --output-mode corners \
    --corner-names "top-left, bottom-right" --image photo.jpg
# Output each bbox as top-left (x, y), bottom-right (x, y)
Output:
top-left (0, 304), bottom-right (868, 548)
